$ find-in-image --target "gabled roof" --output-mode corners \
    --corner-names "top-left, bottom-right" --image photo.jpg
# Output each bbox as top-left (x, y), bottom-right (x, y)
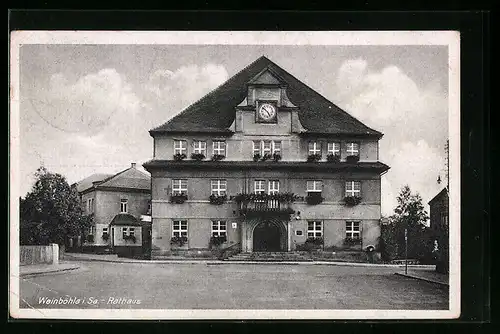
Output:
top-left (73, 173), bottom-right (113, 193)
top-left (150, 56), bottom-right (382, 138)
top-left (75, 164), bottom-right (151, 194)
top-left (428, 187), bottom-right (449, 205)
top-left (110, 213), bottom-right (142, 226)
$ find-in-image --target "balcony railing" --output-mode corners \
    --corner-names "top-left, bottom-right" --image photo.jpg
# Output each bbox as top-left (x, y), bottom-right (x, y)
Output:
top-left (232, 193), bottom-right (298, 217)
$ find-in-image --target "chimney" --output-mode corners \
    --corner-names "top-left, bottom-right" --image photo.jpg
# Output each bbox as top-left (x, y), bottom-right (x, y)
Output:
top-left (131, 162), bottom-right (136, 169)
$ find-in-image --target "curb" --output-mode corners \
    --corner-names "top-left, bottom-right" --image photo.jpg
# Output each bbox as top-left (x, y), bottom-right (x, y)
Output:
top-left (20, 266), bottom-right (81, 278)
top-left (64, 256), bottom-right (435, 268)
top-left (394, 273), bottom-right (449, 286)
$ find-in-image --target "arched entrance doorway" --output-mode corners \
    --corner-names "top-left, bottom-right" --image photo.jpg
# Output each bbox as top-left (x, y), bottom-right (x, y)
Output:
top-left (253, 221), bottom-right (282, 252)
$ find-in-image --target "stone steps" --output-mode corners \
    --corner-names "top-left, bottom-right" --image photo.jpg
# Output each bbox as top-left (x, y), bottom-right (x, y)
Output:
top-left (226, 252), bottom-right (314, 262)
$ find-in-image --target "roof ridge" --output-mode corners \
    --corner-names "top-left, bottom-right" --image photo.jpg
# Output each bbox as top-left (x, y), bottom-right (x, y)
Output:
top-left (265, 60), bottom-right (382, 136)
top-left (151, 56), bottom-right (269, 132)
top-left (95, 166), bottom-right (134, 187)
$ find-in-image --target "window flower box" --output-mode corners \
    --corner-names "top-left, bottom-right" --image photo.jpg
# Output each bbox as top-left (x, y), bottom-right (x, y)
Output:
top-left (296, 237), bottom-right (324, 251)
top-left (305, 192), bottom-right (324, 205)
top-left (102, 233), bottom-right (109, 241)
top-left (211, 154), bottom-right (225, 161)
top-left (190, 153), bottom-right (206, 161)
top-left (261, 153), bottom-right (273, 161)
top-left (306, 237), bottom-right (324, 246)
top-left (344, 195), bottom-right (362, 206)
top-left (86, 235), bottom-right (94, 243)
top-left (173, 153), bottom-right (187, 161)
top-left (170, 193), bottom-right (188, 204)
top-left (306, 154), bottom-right (322, 162)
top-left (170, 236), bottom-right (188, 247)
top-left (345, 155), bottom-right (360, 163)
top-left (272, 153), bottom-right (282, 162)
top-left (123, 235), bottom-right (137, 243)
top-left (253, 153), bottom-right (261, 162)
top-left (209, 235), bottom-right (227, 248)
top-left (326, 153), bottom-right (341, 163)
top-left (344, 237), bottom-right (362, 246)
top-left (209, 194), bottom-right (227, 205)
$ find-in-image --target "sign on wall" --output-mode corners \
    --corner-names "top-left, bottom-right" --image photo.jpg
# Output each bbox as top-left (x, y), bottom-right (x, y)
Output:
top-left (232, 222), bottom-right (237, 229)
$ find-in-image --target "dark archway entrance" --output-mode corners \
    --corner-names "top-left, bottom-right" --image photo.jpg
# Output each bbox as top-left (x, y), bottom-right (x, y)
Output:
top-left (253, 221), bottom-right (282, 252)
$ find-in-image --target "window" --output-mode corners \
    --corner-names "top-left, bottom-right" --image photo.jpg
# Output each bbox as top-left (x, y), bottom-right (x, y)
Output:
top-left (87, 198), bottom-right (94, 213)
top-left (129, 227), bottom-right (135, 237)
top-left (253, 140), bottom-right (282, 156)
top-left (120, 199), bottom-right (128, 213)
top-left (122, 227), bottom-right (128, 238)
top-left (192, 140), bottom-right (206, 155)
top-left (253, 141), bottom-right (261, 156)
top-left (174, 140), bottom-right (187, 155)
top-left (172, 220), bottom-right (188, 237)
top-left (262, 140), bottom-right (272, 155)
top-left (272, 141), bottom-right (281, 155)
top-left (102, 227), bottom-right (108, 235)
top-left (88, 226), bottom-right (94, 235)
top-left (268, 180), bottom-right (280, 194)
top-left (172, 179), bottom-right (188, 195)
top-left (440, 212), bottom-right (449, 227)
top-left (346, 221), bottom-right (361, 239)
top-left (346, 142), bottom-right (360, 156)
top-left (254, 180), bottom-right (266, 194)
top-left (307, 180), bottom-right (323, 192)
top-left (307, 221), bottom-right (323, 237)
top-left (308, 141), bottom-right (321, 155)
top-left (296, 230), bottom-right (303, 236)
top-left (327, 142), bottom-right (341, 156)
top-left (345, 181), bottom-right (361, 197)
top-left (211, 220), bottom-right (227, 237)
top-left (211, 179), bottom-right (227, 196)
top-left (212, 140), bottom-right (226, 156)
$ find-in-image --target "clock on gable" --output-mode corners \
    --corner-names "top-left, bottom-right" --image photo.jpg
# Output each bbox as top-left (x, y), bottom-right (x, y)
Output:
top-left (256, 101), bottom-right (278, 123)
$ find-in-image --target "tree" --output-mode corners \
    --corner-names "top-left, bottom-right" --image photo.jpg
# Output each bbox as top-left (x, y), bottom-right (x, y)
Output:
top-left (20, 167), bottom-right (93, 245)
top-left (382, 185), bottom-right (433, 262)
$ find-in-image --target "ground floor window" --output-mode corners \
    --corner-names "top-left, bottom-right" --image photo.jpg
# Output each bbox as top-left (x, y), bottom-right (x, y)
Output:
top-left (346, 221), bottom-right (361, 239)
top-left (129, 227), bottom-right (135, 237)
top-left (122, 227), bottom-right (128, 238)
top-left (211, 220), bottom-right (227, 237)
top-left (172, 220), bottom-right (188, 237)
top-left (307, 221), bottom-right (323, 237)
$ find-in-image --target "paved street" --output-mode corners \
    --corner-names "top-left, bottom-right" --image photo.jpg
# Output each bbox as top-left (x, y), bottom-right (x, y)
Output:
top-left (19, 261), bottom-right (448, 310)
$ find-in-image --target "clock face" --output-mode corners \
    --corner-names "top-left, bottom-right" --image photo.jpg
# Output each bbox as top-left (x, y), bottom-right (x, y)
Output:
top-left (258, 103), bottom-right (276, 121)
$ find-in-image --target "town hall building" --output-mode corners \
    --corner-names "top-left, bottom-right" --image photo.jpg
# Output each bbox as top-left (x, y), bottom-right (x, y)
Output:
top-left (143, 56), bottom-right (390, 257)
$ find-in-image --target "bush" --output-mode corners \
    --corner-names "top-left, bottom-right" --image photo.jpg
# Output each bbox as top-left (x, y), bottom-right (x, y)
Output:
top-left (306, 192), bottom-right (324, 205)
top-left (253, 153), bottom-right (261, 161)
top-left (211, 154), bottom-right (225, 161)
top-left (343, 237), bottom-right (361, 246)
top-left (123, 235), bottom-right (136, 243)
top-left (209, 235), bottom-right (227, 248)
top-left (261, 153), bottom-right (272, 161)
top-left (170, 193), bottom-right (188, 204)
top-left (345, 155), bottom-right (360, 163)
top-left (273, 153), bottom-right (282, 162)
top-left (306, 154), bottom-right (322, 162)
top-left (344, 196), bottom-right (362, 206)
top-left (173, 153), bottom-right (187, 161)
top-left (190, 153), bottom-right (205, 161)
top-left (209, 194), bottom-right (227, 205)
top-left (102, 233), bottom-right (109, 241)
top-left (170, 236), bottom-right (188, 247)
top-left (86, 235), bottom-right (94, 243)
top-left (326, 154), bottom-right (340, 163)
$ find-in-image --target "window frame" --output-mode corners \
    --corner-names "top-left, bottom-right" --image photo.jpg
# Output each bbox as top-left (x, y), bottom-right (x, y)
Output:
top-left (212, 140), bottom-right (226, 156)
top-left (327, 142), bottom-right (341, 156)
top-left (211, 179), bottom-right (227, 196)
top-left (345, 181), bottom-right (361, 197)
top-left (129, 227), bottom-right (135, 237)
top-left (306, 180), bottom-right (323, 193)
top-left (252, 140), bottom-right (282, 157)
top-left (346, 142), bottom-right (360, 156)
top-left (307, 220), bottom-right (323, 238)
top-left (211, 220), bottom-right (227, 237)
top-left (268, 180), bottom-right (280, 195)
top-left (102, 227), bottom-right (109, 235)
top-left (172, 220), bottom-right (188, 238)
top-left (174, 139), bottom-right (188, 155)
top-left (192, 140), bottom-right (207, 155)
top-left (345, 221), bottom-right (361, 239)
top-left (122, 227), bottom-right (128, 238)
top-left (254, 180), bottom-right (266, 194)
top-left (172, 179), bottom-right (188, 195)
top-left (120, 199), bottom-right (128, 213)
top-left (308, 141), bottom-right (321, 155)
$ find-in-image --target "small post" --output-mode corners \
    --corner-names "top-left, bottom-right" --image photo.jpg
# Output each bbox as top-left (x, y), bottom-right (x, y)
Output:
top-left (404, 228), bottom-right (408, 275)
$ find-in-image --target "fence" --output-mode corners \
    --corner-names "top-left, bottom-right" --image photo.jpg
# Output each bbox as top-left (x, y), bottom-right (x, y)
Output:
top-left (20, 244), bottom-right (59, 265)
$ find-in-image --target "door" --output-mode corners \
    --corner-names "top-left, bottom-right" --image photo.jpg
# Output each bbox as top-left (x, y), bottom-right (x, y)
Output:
top-left (253, 221), bottom-right (281, 252)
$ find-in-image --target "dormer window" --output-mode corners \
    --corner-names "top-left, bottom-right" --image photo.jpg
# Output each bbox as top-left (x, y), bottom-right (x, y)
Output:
top-left (346, 142), bottom-right (360, 156)
top-left (174, 140), bottom-right (187, 155)
top-left (212, 140), bottom-right (226, 156)
top-left (252, 140), bottom-right (282, 159)
top-left (308, 141), bottom-right (321, 155)
top-left (192, 140), bottom-right (206, 155)
top-left (327, 142), bottom-right (341, 156)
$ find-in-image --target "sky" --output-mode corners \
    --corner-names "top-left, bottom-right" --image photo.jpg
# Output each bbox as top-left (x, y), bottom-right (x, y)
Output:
top-left (18, 43), bottom-right (449, 216)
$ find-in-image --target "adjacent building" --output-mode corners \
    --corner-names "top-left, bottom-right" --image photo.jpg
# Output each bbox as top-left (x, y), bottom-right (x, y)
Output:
top-left (73, 163), bottom-right (152, 257)
top-left (429, 187), bottom-right (449, 273)
top-left (143, 56), bottom-right (390, 257)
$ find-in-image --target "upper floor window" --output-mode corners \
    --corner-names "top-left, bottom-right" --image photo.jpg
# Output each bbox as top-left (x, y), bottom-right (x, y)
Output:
top-left (308, 141), bottom-right (321, 155)
top-left (307, 180), bottom-right (323, 193)
top-left (211, 179), bottom-right (227, 196)
top-left (345, 181), bottom-right (361, 197)
top-left (122, 227), bottom-right (128, 238)
top-left (272, 141), bottom-right (281, 155)
top-left (346, 221), bottom-right (361, 239)
top-left (268, 180), bottom-right (280, 195)
top-left (440, 212), bottom-right (449, 227)
top-left (211, 220), bottom-right (227, 237)
top-left (212, 140), bottom-right (226, 156)
top-left (253, 140), bottom-right (281, 157)
top-left (102, 227), bottom-right (109, 235)
top-left (254, 180), bottom-right (266, 194)
top-left (129, 227), bottom-right (135, 237)
top-left (174, 140), bottom-right (187, 155)
top-left (346, 142), bottom-right (360, 156)
top-left (120, 199), bottom-right (128, 213)
top-left (172, 179), bottom-right (188, 195)
top-left (327, 142), bottom-right (341, 156)
top-left (193, 140), bottom-right (206, 155)
top-left (307, 221), bottom-right (323, 238)
top-left (172, 220), bottom-right (188, 237)
top-left (87, 198), bottom-right (95, 213)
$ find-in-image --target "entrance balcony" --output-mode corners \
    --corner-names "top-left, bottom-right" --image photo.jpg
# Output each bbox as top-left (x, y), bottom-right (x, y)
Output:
top-left (232, 193), bottom-right (300, 218)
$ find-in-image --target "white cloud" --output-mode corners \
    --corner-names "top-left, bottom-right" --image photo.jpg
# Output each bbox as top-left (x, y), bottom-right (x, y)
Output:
top-left (333, 60), bottom-right (448, 215)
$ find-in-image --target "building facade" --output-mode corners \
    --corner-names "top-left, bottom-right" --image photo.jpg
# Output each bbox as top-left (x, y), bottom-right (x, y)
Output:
top-left (429, 187), bottom-right (449, 273)
top-left (73, 163), bottom-right (152, 255)
top-left (143, 56), bottom-right (390, 256)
